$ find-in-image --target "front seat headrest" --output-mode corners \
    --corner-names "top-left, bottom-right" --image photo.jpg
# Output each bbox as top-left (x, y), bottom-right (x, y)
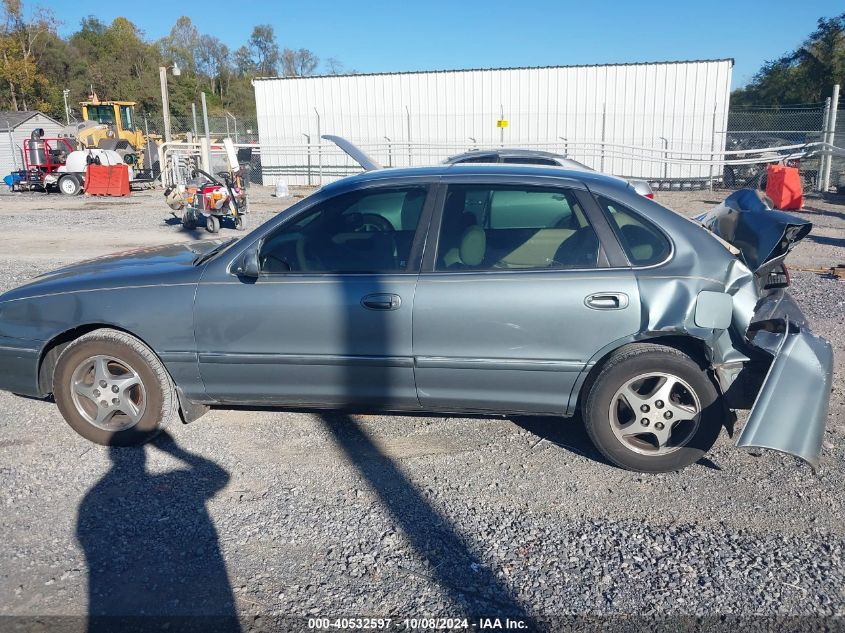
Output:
top-left (459, 225), bottom-right (486, 267)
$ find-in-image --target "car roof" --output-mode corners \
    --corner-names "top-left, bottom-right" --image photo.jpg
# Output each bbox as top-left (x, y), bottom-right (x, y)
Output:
top-left (320, 162), bottom-right (630, 194)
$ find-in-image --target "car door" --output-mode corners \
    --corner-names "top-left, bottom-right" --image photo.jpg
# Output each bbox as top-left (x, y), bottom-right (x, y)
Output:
top-left (412, 177), bottom-right (642, 414)
top-left (193, 182), bottom-right (434, 408)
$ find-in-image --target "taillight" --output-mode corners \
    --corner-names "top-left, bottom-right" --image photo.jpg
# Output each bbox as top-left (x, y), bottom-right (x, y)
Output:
top-left (765, 264), bottom-right (790, 289)
top-left (644, 192), bottom-right (654, 199)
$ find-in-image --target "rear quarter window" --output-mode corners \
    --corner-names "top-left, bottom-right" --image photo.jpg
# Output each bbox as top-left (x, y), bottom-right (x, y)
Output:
top-left (597, 196), bottom-right (671, 266)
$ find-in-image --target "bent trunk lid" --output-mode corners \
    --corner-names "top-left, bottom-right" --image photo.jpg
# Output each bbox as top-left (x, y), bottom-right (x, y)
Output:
top-left (695, 189), bottom-right (811, 273)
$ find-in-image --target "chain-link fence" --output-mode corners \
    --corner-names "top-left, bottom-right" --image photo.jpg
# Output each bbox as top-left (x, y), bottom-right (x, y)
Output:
top-left (153, 103), bottom-right (843, 192)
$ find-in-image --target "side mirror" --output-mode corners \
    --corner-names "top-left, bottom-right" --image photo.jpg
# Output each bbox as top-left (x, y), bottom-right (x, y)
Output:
top-left (235, 247), bottom-right (260, 278)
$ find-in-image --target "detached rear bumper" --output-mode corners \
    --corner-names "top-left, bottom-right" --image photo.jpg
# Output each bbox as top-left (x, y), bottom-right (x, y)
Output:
top-left (737, 319), bottom-right (833, 470)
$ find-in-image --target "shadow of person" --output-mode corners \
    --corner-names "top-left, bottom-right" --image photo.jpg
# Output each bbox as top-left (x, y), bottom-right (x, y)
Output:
top-left (76, 431), bottom-right (240, 633)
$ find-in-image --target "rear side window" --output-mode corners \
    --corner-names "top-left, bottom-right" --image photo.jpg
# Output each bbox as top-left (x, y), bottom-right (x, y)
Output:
top-left (597, 196), bottom-right (671, 266)
top-left (436, 184), bottom-right (600, 271)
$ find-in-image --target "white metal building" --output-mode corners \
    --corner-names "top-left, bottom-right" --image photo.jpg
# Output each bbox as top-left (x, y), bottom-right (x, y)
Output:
top-left (254, 59), bottom-right (733, 185)
top-left (0, 111), bottom-right (66, 178)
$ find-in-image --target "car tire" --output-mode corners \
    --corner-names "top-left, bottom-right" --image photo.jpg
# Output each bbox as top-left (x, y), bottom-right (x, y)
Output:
top-left (53, 329), bottom-right (179, 446)
top-left (583, 343), bottom-right (723, 473)
top-left (206, 215), bottom-right (220, 233)
top-left (58, 175), bottom-right (81, 195)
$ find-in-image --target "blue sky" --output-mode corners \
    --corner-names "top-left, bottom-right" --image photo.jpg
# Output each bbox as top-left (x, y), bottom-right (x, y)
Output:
top-left (47, 0), bottom-right (844, 89)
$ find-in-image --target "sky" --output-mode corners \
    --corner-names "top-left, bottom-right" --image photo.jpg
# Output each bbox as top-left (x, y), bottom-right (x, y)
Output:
top-left (45, 0), bottom-right (844, 89)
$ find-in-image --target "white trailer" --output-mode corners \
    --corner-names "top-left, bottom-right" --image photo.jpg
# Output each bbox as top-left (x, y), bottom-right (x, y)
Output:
top-left (254, 59), bottom-right (733, 185)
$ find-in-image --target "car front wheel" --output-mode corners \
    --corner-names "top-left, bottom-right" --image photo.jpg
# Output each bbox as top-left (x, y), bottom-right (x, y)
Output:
top-left (53, 329), bottom-right (179, 446)
top-left (583, 343), bottom-right (723, 472)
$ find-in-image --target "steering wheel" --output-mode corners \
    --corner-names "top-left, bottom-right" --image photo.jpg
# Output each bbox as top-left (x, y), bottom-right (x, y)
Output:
top-left (357, 213), bottom-right (394, 233)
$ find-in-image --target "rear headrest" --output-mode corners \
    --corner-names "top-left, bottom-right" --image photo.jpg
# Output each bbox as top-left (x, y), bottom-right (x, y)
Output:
top-left (459, 225), bottom-right (486, 267)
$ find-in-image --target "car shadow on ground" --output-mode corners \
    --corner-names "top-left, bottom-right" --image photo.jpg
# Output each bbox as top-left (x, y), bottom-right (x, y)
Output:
top-left (316, 410), bottom-right (537, 622)
top-left (76, 431), bottom-right (240, 633)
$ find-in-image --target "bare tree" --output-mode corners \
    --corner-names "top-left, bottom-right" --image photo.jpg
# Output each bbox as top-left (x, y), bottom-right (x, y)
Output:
top-left (249, 24), bottom-right (279, 76)
top-left (282, 47), bottom-right (319, 77)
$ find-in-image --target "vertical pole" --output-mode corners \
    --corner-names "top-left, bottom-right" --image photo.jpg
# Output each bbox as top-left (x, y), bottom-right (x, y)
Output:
top-left (191, 103), bottom-right (199, 138)
top-left (821, 84), bottom-right (840, 193)
top-left (8, 122), bottom-right (18, 169)
top-left (384, 137), bottom-right (392, 167)
top-left (315, 108), bottom-right (322, 185)
top-left (406, 106), bottom-right (412, 166)
top-left (159, 67), bottom-right (172, 143)
top-left (709, 102), bottom-right (718, 192)
top-left (201, 92), bottom-right (212, 171)
top-left (500, 104), bottom-right (504, 147)
top-left (818, 97), bottom-right (831, 192)
top-left (233, 115), bottom-right (239, 143)
top-left (600, 103), bottom-right (606, 173)
top-left (303, 133), bottom-right (311, 186)
top-left (225, 116), bottom-right (230, 139)
top-left (144, 114), bottom-right (149, 140)
top-left (62, 89), bottom-right (70, 125)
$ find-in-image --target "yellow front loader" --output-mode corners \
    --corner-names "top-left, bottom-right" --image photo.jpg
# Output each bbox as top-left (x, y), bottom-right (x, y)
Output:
top-left (76, 97), bottom-right (160, 180)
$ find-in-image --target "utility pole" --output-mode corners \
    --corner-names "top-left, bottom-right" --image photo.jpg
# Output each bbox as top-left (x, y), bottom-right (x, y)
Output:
top-left (821, 84), bottom-right (840, 192)
top-left (159, 63), bottom-right (181, 143)
top-left (62, 89), bottom-right (70, 125)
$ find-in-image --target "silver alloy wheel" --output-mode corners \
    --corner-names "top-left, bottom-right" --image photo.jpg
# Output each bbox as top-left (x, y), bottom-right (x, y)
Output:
top-left (608, 372), bottom-right (701, 456)
top-left (70, 355), bottom-right (146, 432)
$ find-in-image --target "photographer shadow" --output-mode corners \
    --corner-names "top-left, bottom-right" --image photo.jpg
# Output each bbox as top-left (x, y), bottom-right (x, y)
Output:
top-left (76, 431), bottom-right (240, 633)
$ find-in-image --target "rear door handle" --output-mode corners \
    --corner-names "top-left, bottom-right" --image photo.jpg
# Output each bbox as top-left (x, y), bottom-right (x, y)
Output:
top-left (585, 292), bottom-right (629, 310)
top-left (361, 293), bottom-right (402, 311)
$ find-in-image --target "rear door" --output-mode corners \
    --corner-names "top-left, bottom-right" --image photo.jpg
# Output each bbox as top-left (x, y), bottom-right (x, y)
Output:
top-left (412, 177), bottom-right (641, 414)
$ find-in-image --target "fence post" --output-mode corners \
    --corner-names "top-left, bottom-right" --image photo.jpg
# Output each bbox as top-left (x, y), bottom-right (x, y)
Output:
top-left (191, 103), bottom-right (199, 138)
top-left (315, 108), bottom-right (322, 185)
top-left (818, 97), bottom-right (831, 192)
top-left (201, 92), bottom-right (212, 172)
top-left (600, 103), bottom-right (607, 173)
top-left (303, 133), bottom-right (312, 186)
top-left (821, 85), bottom-right (840, 192)
top-left (384, 136), bottom-right (392, 167)
top-left (659, 136), bottom-right (669, 181)
top-left (709, 103), bottom-right (717, 191)
top-left (406, 106), bottom-right (412, 166)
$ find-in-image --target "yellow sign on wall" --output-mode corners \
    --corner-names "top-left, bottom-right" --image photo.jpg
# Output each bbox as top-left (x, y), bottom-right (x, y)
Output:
top-left (496, 119), bottom-right (509, 128)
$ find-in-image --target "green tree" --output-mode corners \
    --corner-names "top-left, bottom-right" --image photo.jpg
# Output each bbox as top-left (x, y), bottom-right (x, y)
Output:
top-left (733, 13), bottom-right (845, 106)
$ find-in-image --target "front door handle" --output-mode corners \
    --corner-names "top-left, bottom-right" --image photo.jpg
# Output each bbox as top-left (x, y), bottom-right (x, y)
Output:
top-left (585, 292), bottom-right (629, 310)
top-left (361, 293), bottom-right (402, 311)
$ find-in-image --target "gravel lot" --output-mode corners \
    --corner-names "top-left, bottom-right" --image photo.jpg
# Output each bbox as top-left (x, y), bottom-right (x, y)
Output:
top-left (0, 185), bottom-right (843, 631)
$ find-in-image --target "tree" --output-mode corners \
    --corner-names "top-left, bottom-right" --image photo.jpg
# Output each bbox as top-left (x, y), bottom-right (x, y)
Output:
top-left (249, 24), bottom-right (279, 76)
top-left (0, 0), bottom-right (57, 111)
top-left (732, 12), bottom-right (845, 106)
top-left (160, 16), bottom-right (200, 75)
top-left (282, 47), bottom-right (319, 77)
top-left (233, 45), bottom-right (254, 77)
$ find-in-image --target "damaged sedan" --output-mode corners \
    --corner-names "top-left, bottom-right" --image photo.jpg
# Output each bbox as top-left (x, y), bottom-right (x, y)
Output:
top-left (0, 163), bottom-right (832, 472)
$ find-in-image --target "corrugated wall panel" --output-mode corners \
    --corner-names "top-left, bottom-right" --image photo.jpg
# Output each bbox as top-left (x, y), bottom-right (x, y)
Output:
top-left (254, 60), bottom-right (733, 185)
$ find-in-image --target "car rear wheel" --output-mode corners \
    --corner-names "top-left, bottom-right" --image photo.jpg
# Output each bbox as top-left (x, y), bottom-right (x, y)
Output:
top-left (583, 343), bottom-right (723, 472)
top-left (53, 329), bottom-right (179, 446)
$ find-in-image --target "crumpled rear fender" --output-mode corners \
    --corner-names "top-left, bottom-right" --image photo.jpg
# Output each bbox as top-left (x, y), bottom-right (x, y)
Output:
top-left (737, 323), bottom-right (833, 471)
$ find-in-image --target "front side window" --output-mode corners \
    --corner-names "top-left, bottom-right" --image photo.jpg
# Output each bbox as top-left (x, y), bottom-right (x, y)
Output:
top-left (597, 196), bottom-right (671, 266)
top-left (259, 187), bottom-right (427, 273)
top-left (119, 105), bottom-right (134, 131)
top-left (435, 185), bottom-right (600, 271)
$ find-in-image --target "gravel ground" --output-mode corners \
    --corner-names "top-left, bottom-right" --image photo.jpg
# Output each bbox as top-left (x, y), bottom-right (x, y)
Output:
top-left (0, 186), bottom-right (843, 631)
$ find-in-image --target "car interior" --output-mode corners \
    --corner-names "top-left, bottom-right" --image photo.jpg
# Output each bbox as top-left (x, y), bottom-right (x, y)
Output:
top-left (436, 185), bottom-right (600, 270)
